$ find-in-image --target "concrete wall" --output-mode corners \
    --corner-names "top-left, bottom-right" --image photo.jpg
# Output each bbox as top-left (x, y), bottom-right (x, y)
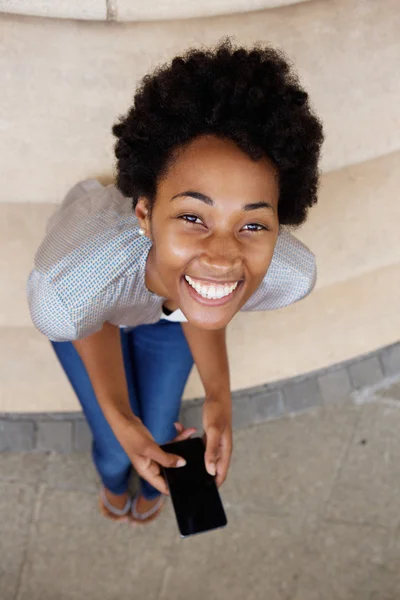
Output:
top-left (0, 0), bottom-right (312, 21)
top-left (0, 0), bottom-right (399, 412)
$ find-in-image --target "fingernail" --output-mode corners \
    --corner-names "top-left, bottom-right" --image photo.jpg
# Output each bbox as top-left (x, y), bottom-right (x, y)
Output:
top-left (177, 458), bottom-right (186, 468)
top-left (209, 463), bottom-right (216, 476)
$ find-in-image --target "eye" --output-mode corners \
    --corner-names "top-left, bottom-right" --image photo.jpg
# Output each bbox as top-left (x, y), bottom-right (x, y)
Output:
top-left (179, 214), bottom-right (204, 225)
top-left (242, 223), bottom-right (270, 232)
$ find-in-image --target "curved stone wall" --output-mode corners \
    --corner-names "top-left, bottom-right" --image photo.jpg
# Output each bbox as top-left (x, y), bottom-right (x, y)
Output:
top-left (0, 0), bottom-right (311, 21)
top-left (0, 0), bottom-right (399, 412)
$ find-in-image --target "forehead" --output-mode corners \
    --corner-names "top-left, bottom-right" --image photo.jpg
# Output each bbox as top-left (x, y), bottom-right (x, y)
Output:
top-left (159, 135), bottom-right (279, 203)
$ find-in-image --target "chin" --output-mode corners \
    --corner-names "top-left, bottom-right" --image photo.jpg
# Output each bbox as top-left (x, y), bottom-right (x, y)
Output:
top-left (185, 310), bottom-right (234, 331)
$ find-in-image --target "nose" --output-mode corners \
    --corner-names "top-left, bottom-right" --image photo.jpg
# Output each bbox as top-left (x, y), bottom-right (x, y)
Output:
top-left (200, 232), bottom-right (242, 276)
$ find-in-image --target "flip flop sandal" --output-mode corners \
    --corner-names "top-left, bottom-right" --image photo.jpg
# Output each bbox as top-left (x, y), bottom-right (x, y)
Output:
top-left (99, 487), bottom-right (132, 523)
top-left (131, 494), bottom-right (165, 525)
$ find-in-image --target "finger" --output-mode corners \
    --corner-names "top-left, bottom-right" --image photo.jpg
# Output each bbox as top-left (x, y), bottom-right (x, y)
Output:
top-left (215, 435), bottom-right (232, 488)
top-left (173, 427), bottom-right (197, 443)
top-left (145, 441), bottom-right (187, 469)
top-left (137, 457), bottom-right (170, 496)
top-left (142, 470), bottom-right (170, 496)
top-left (204, 426), bottom-right (220, 477)
top-left (174, 422), bottom-right (184, 433)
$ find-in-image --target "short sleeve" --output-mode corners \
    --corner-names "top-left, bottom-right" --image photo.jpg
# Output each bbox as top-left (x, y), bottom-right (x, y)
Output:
top-left (26, 268), bottom-right (131, 342)
top-left (26, 180), bottom-right (153, 341)
top-left (242, 229), bottom-right (317, 312)
top-left (27, 269), bottom-right (79, 342)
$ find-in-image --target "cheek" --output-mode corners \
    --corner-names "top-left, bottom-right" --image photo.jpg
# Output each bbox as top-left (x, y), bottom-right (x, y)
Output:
top-left (247, 241), bottom-right (276, 278)
top-left (153, 229), bottom-right (193, 271)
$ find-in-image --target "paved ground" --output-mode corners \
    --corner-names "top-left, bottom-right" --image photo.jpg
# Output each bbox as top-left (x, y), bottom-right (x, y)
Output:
top-left (1, 376), bottom-right (400, 600)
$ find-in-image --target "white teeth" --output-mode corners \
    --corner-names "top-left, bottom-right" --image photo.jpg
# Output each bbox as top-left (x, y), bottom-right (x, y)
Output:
top-left (184, 275), bottom-right (238, 300)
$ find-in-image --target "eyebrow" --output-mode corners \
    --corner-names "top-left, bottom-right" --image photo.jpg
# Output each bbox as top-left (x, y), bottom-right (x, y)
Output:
top-left (171, 191), bottom-right (275, 213)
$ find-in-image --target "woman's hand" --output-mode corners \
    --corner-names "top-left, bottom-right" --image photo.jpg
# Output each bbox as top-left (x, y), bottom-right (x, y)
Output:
top-left (202, 396), bottom-right (233, 487)
top-left (112, 416), bottom-right (196, 496)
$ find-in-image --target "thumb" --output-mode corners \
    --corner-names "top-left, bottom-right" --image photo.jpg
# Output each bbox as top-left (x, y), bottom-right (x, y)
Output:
top-left (204, 427), bottom-right (220, 477)
top-left (147, 442), bottom-right (186, 469)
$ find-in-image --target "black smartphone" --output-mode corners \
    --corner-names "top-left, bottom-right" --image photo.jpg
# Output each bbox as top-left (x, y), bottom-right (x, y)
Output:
top-left (161, 437), bottom-right (228, 538)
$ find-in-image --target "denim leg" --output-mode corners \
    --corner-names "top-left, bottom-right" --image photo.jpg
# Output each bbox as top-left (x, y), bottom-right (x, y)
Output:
top-left (51, 338), bottom-right (134, 495)
top-left (128, 320), bottom-right (194, 500)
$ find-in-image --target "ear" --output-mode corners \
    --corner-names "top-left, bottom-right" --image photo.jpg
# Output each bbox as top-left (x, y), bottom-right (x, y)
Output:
top-left (135, 198), bottom-right (152, 239)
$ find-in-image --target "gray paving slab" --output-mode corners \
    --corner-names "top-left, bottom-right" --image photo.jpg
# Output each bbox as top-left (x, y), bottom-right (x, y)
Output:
top-left (380, 344), bottom-right (400, 377)
top-left (369, 532), bottom-right (400, 600)
top-left (160, 510), bottom-right (305, 600)
top-left (73, 420), bottom-right (92, 453)
top-left (36, 421), bottom-right (73, 453)
top-left (325, 475), bottom-right (400, 529)
top-left (0, 420), bottom-right (35, 451)
top-left (232, 390), bottom-right (285, 428)
top-left (180, 402), bottom-right (202, 430)
top-left (336, 402), bottom-right (400, 484)
top-left (323, 402), bottom-right (400, 528)
top-left (17, 490), bottom-right (178, 600)
top-left (0, 453), bottom-right (48, 484)
top-left (282, 377), bottom-right (321, 414)
top-left (222, 405), bottom-right (359, 517)
top-left (378, 379), bottom-right (400, 403)
top-left (43, 452), bottom-right (100, 493)
top-left (349, 356), bottom-right (384, 389)
top-left (318, 367), bottom-right (353, 405)
top-left (292, 520), bottom-right (391, 600)
top-left (0, 481), bottom-right (37, 600)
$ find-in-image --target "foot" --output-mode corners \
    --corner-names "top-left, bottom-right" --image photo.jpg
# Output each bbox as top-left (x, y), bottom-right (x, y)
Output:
top-left (131, 494), bottom-right (165, 525)
top-left (99, 488), bottom-right (131, 522)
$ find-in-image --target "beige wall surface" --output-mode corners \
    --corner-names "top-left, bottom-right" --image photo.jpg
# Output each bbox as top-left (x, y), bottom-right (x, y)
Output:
top-left (1, 0), bottom-right (399, 205)
top-left (0, 0), bottom-right (399, 412)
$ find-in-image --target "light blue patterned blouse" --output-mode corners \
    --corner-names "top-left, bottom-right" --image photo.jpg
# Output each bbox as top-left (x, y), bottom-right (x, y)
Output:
top-left (27, 179), bottom-right (316, 342)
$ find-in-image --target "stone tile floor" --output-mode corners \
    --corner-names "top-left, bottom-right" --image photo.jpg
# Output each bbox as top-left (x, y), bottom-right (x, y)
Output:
top-left (1, 376), bottom-right (400, 600)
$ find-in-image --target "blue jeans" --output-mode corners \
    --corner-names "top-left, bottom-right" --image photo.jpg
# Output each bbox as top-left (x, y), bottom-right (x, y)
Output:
top-left (51, 321), bottom-right (194, 500)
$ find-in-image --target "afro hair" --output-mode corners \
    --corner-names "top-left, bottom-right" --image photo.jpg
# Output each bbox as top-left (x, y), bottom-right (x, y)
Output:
top-left (113, 39), bottom-right (324, 226)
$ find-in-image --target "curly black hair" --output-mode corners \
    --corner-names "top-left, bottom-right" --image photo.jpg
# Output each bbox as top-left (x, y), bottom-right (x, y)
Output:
top-left (112, 39), bottom-right (323, 226)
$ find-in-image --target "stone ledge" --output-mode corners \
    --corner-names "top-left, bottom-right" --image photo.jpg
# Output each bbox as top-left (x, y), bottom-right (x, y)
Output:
top-left (0, 0), bottom-right (107, 20)
top-left (1, 342), bottom-right (399, 453)
top-left (0, 0), bottom-right (311, 22)
top-left (114, 0), bottom-right (312, 23)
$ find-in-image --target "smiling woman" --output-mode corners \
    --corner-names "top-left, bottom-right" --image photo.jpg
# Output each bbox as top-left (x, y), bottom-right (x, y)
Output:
top-left (27, 39), bottom-right (323, 526)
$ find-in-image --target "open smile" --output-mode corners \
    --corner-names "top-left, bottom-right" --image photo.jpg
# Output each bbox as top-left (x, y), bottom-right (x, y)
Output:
top-left (183, 274), bottom-right (242, 306)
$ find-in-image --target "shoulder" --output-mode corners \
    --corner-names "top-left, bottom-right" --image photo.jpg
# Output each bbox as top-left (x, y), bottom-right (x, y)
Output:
top-left (27, 180), bottom-right (151, 340)
top-left (38, 180), bottom-right (147, 272)
top-left (35, 180), bottom-right (151, 295)
top-left (243, 228), bottom-right (316, 312)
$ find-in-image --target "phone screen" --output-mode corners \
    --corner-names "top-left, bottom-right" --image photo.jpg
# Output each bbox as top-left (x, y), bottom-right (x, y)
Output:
top-left (161, 437), bottom-right (228, 538)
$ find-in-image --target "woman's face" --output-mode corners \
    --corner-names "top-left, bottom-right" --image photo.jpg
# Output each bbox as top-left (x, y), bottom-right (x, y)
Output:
top-left (136, 135), bottom-right (279, 330)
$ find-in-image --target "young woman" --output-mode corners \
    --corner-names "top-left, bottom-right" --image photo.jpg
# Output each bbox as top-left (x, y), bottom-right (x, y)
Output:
top-left (27, 40), bottom-right (323, 524)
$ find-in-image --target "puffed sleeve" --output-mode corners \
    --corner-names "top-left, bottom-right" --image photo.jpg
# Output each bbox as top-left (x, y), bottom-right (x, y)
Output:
top-left (242, 229), bottom-right (317, 312)
top-left (27, 270), bottom-right (79, 341)
top-left (25, 180), bottom-right (139, 341)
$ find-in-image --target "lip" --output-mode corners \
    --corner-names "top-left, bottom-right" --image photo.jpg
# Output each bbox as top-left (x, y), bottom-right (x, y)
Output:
top-left (182, 276), bottom-right (243, 307)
